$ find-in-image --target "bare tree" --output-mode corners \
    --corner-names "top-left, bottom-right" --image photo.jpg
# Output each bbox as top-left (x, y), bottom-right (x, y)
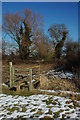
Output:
top-left (0, 25), bottom-right (2, 54)
top-left (48, 24), bottom-right (68, 59)
top-left (3, 9), bottom-right (44, 59)
top-left (2, 39), bottom-right (18, 56)
top-left (31, 34), bottom-right (53, 61)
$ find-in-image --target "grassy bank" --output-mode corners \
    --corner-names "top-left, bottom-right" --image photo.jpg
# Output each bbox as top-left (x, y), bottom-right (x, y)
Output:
top-left (2, 85), bottom-right (80, 101)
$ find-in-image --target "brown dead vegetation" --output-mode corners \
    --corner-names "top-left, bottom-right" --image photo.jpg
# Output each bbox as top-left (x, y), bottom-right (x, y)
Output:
top-left (40, 75), bottom-right (80, 92)
top-left (2, 62), bottom-right (80, 93)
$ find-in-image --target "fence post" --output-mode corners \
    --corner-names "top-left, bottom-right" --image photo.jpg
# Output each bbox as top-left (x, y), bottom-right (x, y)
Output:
top-left (29, 69), bottom-right (32, 91)
top-left (9, 62), bottom-right (14, 88)
top-left (39, 65), bottom-right (40, 80)
top-left (13, 67), bottom-right (15, 84)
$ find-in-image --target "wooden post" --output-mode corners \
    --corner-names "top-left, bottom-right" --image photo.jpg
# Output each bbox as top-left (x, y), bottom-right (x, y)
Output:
top-left (13, 67), bottom-right (15, 84)
top-left (9, 62), bottom-right (14, 88)
top-left (39, 65), bottom-right (40, 80)
top-left (16, 85), bottom-right (20, 91)
top-left (29, 69), bottom-right (32, 91)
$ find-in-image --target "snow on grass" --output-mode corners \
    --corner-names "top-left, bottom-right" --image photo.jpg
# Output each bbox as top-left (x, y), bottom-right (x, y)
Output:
top-left (0, 94), bottom-right (80, 119)
top-left (40, 89), bottom-right (80, 95)
top-left (45, 70), bottom-right (73, 79)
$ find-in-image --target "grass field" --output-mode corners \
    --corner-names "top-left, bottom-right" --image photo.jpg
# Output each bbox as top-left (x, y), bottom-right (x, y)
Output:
top-left (1, 62), bottom-right (80, 119)
top-left (0, 93), bottom-right (80, 119)
top-left (2, 62), bottom-right (80, 92)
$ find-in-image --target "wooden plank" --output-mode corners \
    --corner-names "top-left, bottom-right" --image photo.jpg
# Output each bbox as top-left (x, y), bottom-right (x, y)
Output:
top-left (15, 74), bottom-right (30, 77)
top-left (29, 69), bottom-right (32, 91)
top-left (9, 62), bottom-right (14, 88)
